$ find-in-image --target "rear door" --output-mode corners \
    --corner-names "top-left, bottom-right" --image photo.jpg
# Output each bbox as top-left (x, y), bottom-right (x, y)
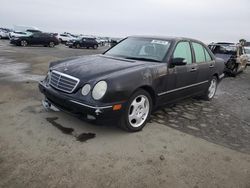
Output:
top-left (40, 34), bottom-right (50, 45)
top-left (31, 33), bottom-right (41, 45)
top-left (191, 42), bottom-right (214, 93)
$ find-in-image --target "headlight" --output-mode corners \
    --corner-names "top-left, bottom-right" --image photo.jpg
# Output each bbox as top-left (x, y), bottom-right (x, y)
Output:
top-left (92, 81), bottom-right (107, 100)
top-left (81, 84), bottom-right (91, 96)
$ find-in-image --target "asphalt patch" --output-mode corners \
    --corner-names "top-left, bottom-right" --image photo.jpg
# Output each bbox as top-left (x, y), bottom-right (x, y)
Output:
top-left (76, 133), bottom-right (96, 142)
top-left (46, 117), bottom-right (96, 142)
top-left (46, 117), bottom-right (74, 135)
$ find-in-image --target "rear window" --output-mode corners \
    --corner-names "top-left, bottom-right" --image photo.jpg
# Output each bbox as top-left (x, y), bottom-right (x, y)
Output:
top-left (204, 48), bottom-right (212, 61)
top-left (192, 42), bottom-right (206, 63)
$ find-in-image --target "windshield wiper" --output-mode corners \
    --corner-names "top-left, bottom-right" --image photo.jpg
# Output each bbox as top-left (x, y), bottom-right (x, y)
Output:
top-left (124, 57), bottom-right (160, 62)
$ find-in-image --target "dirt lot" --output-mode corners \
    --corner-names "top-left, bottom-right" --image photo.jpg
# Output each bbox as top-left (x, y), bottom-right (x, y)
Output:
top-left (0, 39), bottom-right (250, 188)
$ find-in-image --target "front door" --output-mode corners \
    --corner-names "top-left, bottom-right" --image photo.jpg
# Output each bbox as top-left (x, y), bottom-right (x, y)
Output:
top-left (159, 41), bottom-right (198, 103)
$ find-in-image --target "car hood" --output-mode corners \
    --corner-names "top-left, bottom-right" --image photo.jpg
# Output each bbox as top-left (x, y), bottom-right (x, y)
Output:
top-left (50, 55), bottom-right (148, 82)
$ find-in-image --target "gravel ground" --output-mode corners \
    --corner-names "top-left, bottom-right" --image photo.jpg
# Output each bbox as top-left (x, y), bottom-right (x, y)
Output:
top-left (0, 40), bottom-right (250, 188)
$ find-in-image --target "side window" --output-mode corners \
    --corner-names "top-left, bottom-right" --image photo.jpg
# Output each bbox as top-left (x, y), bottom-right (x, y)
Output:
top-left (204, 47), bottom-right (212, 61)
top-left (33, 33), bottom-right (40, 37)
top-left (192, 42), bottom-right (206, 63)
top-left (173, 42), bottom-right (192, 64)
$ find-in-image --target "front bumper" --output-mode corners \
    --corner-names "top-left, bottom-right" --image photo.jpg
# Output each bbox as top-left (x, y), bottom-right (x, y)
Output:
top-left (38, 81), bottom-right (124, 121)
top-left (10, 40), bottom-right (19, 45)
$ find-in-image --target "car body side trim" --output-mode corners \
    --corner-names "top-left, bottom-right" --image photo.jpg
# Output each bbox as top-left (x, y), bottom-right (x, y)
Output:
top-left (157, 80), bottom-right (209, 96)
top-left (70, 100), bottom-right (112, 109)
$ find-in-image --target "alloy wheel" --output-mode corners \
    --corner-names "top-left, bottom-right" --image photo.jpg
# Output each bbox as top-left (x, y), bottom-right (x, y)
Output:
top-left (208, 78), bottom-right (217, 99)
top-left (21, 40), bottom-right (27, 47)
top-left (128, 95), bottom-right (150, 128)
top-left (49, 42), bottom-right (55, 48)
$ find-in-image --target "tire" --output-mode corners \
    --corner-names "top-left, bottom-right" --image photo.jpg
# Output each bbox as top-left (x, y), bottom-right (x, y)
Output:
top-left (49, 41), bottom-right (55, 48)
top-left (93, 44), bottom-right (98, 49)
top-left (20, 40), bottom-right (28, 47)
top-left (119, 89), bottom-right (152, 132)
top-left (76, 44), bottom-right (81, 49)
top-left (0, 35), bottom-right (2, 39)
top-left (202, 76), bottom-right (218, 101)
top-left (59, 38), bottom-right (62, 43)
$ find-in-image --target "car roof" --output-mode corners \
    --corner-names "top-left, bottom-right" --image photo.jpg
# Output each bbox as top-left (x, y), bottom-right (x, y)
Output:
top-left (128, 35), bottom-right (203, 43)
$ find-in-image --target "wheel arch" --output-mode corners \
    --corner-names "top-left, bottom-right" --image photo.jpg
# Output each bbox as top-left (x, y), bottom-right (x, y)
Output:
top-left (213, 73), bottom-right (219, 80)
top-left (137, 85), bottom-right (156, 106)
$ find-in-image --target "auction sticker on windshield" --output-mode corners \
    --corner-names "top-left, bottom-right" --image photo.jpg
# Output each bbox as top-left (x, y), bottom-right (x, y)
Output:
top-left (151, 40), bottom-right (169, 45)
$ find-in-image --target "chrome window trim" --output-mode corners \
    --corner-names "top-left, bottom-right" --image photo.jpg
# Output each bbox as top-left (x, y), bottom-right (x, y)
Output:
top-left (70, 100), bottom-right (112, 109)
top-left (50, 70), bottom-right (80, 93)
top-left (157, 80), bottom-right (209, 96)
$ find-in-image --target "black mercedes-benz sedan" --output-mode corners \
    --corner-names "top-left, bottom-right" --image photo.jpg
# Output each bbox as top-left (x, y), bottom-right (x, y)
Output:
top-left (39, 36), bottom-right (225, 132)
top-left (10, 32), bottom-right (59, 47)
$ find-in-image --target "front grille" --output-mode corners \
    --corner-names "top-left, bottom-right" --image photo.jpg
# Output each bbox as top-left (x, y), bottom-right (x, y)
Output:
top-left (49, 71), bottom-right (80, 93)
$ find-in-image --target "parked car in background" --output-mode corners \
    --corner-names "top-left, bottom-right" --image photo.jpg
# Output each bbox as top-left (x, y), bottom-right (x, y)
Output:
top-left (10, 32), bottom-right (59, 47)
top-left (0, 29), bottom-right (9, 39)
top-left (57, 33), bottom-right (77, 43)
top-left (26, 29), bottom-right (42, 33)
top-left (9, 31), bottom-right (32, 39)
top-left (68, 37), bottom-right (98, 49)
top-left (245, 46), bottom-right (250, 66)
top-left (39, 36), bottom-right (224, 132)
top-left (208, 43), bottom-right (248, 76)
top-left (96, 37), bottom-right (108, 46)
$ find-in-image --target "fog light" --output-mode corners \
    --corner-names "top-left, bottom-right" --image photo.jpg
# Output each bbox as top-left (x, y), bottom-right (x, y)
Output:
top-left (113, 104), bottom-right (122, 111)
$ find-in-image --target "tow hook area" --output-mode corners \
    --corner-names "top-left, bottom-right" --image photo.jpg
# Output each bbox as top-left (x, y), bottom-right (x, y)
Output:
top-left (95, 109), bottom-right (102, 115)
top-left (42, 99), bottom-right (60, 112)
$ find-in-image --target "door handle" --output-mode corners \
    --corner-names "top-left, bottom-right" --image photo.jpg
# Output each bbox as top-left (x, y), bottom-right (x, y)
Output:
top-left (190, 67), bottom-right (197, 72)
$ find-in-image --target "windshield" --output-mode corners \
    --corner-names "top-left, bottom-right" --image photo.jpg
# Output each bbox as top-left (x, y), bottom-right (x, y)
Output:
top-left (105, 37), bottom-right (171, 62)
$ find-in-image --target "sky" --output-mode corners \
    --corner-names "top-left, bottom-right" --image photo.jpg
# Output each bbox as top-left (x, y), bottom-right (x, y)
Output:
top-left (0, 0), bottom-right (249, 43)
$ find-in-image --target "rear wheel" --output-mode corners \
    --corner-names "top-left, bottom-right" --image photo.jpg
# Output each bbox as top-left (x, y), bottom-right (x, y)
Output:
top-left (20, 40), bottom-right (28, 47)
top-left (49, 41), bottom-right (55, 48)
top-left (202, 76), bottom-right (218, 101)
top-left (119, 89), bottom-right (152, 132)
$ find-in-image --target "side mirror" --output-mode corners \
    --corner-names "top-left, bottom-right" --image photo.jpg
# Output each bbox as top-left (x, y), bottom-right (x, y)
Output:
top-left (170, 58), bottom-right (187, 67)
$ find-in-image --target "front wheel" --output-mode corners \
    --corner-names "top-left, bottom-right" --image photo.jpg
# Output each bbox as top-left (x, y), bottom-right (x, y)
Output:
top-left (93, 44), bottom-right (98, 49)
top-left (76, 44), bottom-right (81, 49)
top-left (119, 89), bottom-right (152, 132)
top-left (202, 76), bottom-right (218, 101)
top-left (20, 40), bottom-right (28, 47)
